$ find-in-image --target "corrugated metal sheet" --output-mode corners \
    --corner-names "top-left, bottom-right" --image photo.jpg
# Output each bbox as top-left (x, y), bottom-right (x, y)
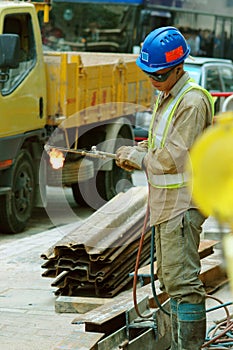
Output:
top-left (41, 186), bottom-right (152, 297)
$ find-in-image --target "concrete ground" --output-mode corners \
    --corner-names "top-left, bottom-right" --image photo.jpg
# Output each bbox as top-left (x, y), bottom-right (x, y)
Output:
top-left (0, 222), bottom-right (86, 350)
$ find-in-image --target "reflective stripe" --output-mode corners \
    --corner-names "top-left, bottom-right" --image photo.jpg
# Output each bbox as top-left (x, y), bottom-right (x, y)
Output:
top-left (148, 172), bottom-right (189, 188)
top-left (148, 98), bottom-right (159, 149)
top-left (154, 81), bottom-right (195, 148)
top-left (147, 79), bottom-right (214, 188)
top-left (148, 80), bottom-right (214, 150)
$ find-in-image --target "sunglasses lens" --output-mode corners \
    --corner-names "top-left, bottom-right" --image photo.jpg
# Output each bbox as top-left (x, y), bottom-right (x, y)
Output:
top-left (146, 66), bottom-right (175, 82)
top-left (154, 73), bottom-right (168, 82)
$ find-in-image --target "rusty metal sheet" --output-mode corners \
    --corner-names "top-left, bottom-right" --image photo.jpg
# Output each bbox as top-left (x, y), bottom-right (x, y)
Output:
top-left (49, 230), bottom-right (151, 297)
top-left (41, 187), bottom-right (148, 259)
top-left (86, 213), bottom-right (146, 257)
top-left (54, 329), bottom-right (104, 350)
top-left (51, 252), bottom-right (151, 298)
top-left (41, 187), bottom-right (152, 298)
top-left (95, 259), bottom-right (151, 298)
top-left (89, 221), bottom-right (150, 262)
top-left (41, 270), bottom-right (56, 278)
top-left (94, 300), bottom-right (170, 350)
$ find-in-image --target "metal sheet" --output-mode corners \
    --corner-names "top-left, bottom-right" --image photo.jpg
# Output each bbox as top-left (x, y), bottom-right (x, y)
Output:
top-left (41, 187), bottom-right (151, 297)
top-left (41, 187), bottom-right (148, 258)
top-left (54, 330), bottom-right (104, 350)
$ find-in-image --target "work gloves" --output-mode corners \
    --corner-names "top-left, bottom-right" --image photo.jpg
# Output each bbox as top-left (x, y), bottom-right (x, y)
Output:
top-left (116, 144), bottom-right (147, 172)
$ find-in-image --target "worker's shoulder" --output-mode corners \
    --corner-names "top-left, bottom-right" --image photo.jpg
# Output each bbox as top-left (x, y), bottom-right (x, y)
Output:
top-left (179, 88), bottom-right (211, 112)
top-left (183, 86), bottom-right (210, 103)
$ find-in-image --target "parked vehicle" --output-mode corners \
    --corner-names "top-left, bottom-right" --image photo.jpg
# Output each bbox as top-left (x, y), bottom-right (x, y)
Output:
top-left (134, 57), bottom-right (233, 141)
top-left (0, 1), bottom-right (152, 233)
top-left (42, 0), bottom-right (233, 60)
top-left (184, 57), bottom-right (233, 112)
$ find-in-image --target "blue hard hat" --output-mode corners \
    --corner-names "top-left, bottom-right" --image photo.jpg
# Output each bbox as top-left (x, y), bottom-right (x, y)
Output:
top-left (136, 26), bottom-right (190, 73)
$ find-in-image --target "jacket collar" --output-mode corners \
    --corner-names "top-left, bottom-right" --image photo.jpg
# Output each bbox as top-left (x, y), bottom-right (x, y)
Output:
top-left (169, 71), bottom-right (190, 98)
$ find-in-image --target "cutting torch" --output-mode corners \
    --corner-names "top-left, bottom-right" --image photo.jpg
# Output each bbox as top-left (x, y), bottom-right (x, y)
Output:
top-left (44, 144), bottom-right (117, 160)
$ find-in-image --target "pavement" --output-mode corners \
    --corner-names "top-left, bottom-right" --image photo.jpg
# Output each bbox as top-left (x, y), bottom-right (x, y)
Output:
top-left (0, 222), bottom-right (86, 350)
top-left (0, 174), bottom-right (232, 349)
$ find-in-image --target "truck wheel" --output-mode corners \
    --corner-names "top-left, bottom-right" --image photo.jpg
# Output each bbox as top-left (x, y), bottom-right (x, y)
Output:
top-left (98, 129), bottom-right (133, 201)
top-left (97, 161), bottom-right (132, 201)
top-left (71, 130), bottom-right (133, 209)
top-left (71, 181), bottom-right (91, 207)
top-left (0, 150), bottom-right (35, 233)
top-left (71, 165), bottom-right (132, 210)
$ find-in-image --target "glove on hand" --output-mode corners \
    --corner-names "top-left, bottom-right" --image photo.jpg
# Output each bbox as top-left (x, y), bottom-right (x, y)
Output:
top-left (115, 146), bottom-right (146, 171)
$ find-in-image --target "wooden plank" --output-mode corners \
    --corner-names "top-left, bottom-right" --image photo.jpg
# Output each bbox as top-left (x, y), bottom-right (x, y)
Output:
top-left (198, 239), bottom-right (219, 259)
top-left (55, 296), bottom-right (111, 314)
top-left (200, 259), bottom-right (228, 294)
top-left (73, 295), bottom-right (149, 337)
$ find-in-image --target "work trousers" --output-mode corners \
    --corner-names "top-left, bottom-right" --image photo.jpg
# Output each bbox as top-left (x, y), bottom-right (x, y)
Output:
top-left (154, 209), bottom-right (206, 304)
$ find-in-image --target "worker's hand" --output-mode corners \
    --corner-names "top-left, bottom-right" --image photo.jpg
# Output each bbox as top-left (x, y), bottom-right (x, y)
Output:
top-left (137, 140), bottom-right (148, 150)
top-left (115, 146), bottom-right (146, 172)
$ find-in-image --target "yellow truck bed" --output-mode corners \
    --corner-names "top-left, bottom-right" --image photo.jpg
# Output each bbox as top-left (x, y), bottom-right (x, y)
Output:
top-left (44, 52), bottom-right (152, 127)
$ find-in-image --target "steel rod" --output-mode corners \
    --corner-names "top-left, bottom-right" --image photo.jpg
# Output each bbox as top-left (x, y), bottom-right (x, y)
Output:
top-left (44, 144), bottom-right (117, 159)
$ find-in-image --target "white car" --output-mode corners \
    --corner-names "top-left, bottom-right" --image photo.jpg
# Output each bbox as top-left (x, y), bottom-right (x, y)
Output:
top-left (184, 56), bottom-right (233, 113)
top-left (134, 57), bottom-right (233, 140)
top-left (184, 57), bottom-right (233, 92)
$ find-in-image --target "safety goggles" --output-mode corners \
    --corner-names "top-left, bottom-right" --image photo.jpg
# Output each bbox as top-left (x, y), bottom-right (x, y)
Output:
top-left (144, 66), bottom-right (176, 82)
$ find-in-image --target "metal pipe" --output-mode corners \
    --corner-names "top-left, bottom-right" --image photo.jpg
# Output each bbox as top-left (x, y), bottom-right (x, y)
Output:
top-left (44, 144), bottom-right (117, 160)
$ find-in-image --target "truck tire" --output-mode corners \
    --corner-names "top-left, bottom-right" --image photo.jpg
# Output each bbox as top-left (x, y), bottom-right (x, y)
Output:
top-left (71, 179), bottom-right (97, 208)
top-left (71, 163), bottom-right (132, 209)
top-left (71, 130), bottom-right (133, 209)
top-left (0, 150), bottom-right (35, 233)
top-left (97, 160), bottom-right (132, 201)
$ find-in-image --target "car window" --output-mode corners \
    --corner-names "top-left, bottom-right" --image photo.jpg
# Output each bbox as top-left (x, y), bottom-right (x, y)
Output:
top-left (219, 66), bottom-right (233, 92)
top-left (205, 66), bottom-right (222, 91)
top-left (2, 13), bottom-right (36, 96)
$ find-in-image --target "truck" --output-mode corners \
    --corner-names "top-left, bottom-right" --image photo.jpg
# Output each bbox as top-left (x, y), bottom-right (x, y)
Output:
top-left (0, 1), bottom-right (152, 233)
top-left (43, 0), bottom-right (233, 59)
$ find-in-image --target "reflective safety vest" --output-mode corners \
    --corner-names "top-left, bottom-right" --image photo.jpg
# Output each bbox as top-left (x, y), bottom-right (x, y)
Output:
top-left (148, 79), bottom-right (214, 189)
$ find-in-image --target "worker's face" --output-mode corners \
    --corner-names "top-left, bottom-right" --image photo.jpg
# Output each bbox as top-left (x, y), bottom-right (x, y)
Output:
top-left (146, 65), bottom-right (181, 93)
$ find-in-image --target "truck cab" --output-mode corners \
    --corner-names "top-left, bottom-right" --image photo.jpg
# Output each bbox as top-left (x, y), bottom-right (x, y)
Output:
top-left (0, 2), bottom-right (48, 233)
top-left (0, 2), bottom-right (47, 135)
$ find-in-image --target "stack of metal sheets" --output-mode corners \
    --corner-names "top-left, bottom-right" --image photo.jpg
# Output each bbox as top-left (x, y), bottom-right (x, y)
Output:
top-left (41, 186), bottom-right (153, 298)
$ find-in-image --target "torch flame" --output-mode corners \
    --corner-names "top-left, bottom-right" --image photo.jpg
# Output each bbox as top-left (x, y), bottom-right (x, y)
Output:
top-left (49, 148), bottom-right (65, 169)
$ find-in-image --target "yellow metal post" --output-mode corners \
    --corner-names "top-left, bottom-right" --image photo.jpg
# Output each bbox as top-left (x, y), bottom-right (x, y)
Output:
top-left (32, 2), bottom-right (51, 23)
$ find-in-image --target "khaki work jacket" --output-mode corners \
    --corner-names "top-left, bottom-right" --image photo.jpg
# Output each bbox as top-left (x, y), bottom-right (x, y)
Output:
top-left (142, 72), bottom-right (213, 226)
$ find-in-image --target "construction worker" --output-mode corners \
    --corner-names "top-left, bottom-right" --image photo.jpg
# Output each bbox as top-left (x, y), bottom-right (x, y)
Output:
top-left (115, 26), bottom-right (214, 349)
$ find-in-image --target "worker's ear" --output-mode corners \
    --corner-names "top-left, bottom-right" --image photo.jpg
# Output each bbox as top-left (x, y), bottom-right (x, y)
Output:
top-left (176, 68), bottom-right (181, 77)
top-left (176, 64), bottom-right (183, 75)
